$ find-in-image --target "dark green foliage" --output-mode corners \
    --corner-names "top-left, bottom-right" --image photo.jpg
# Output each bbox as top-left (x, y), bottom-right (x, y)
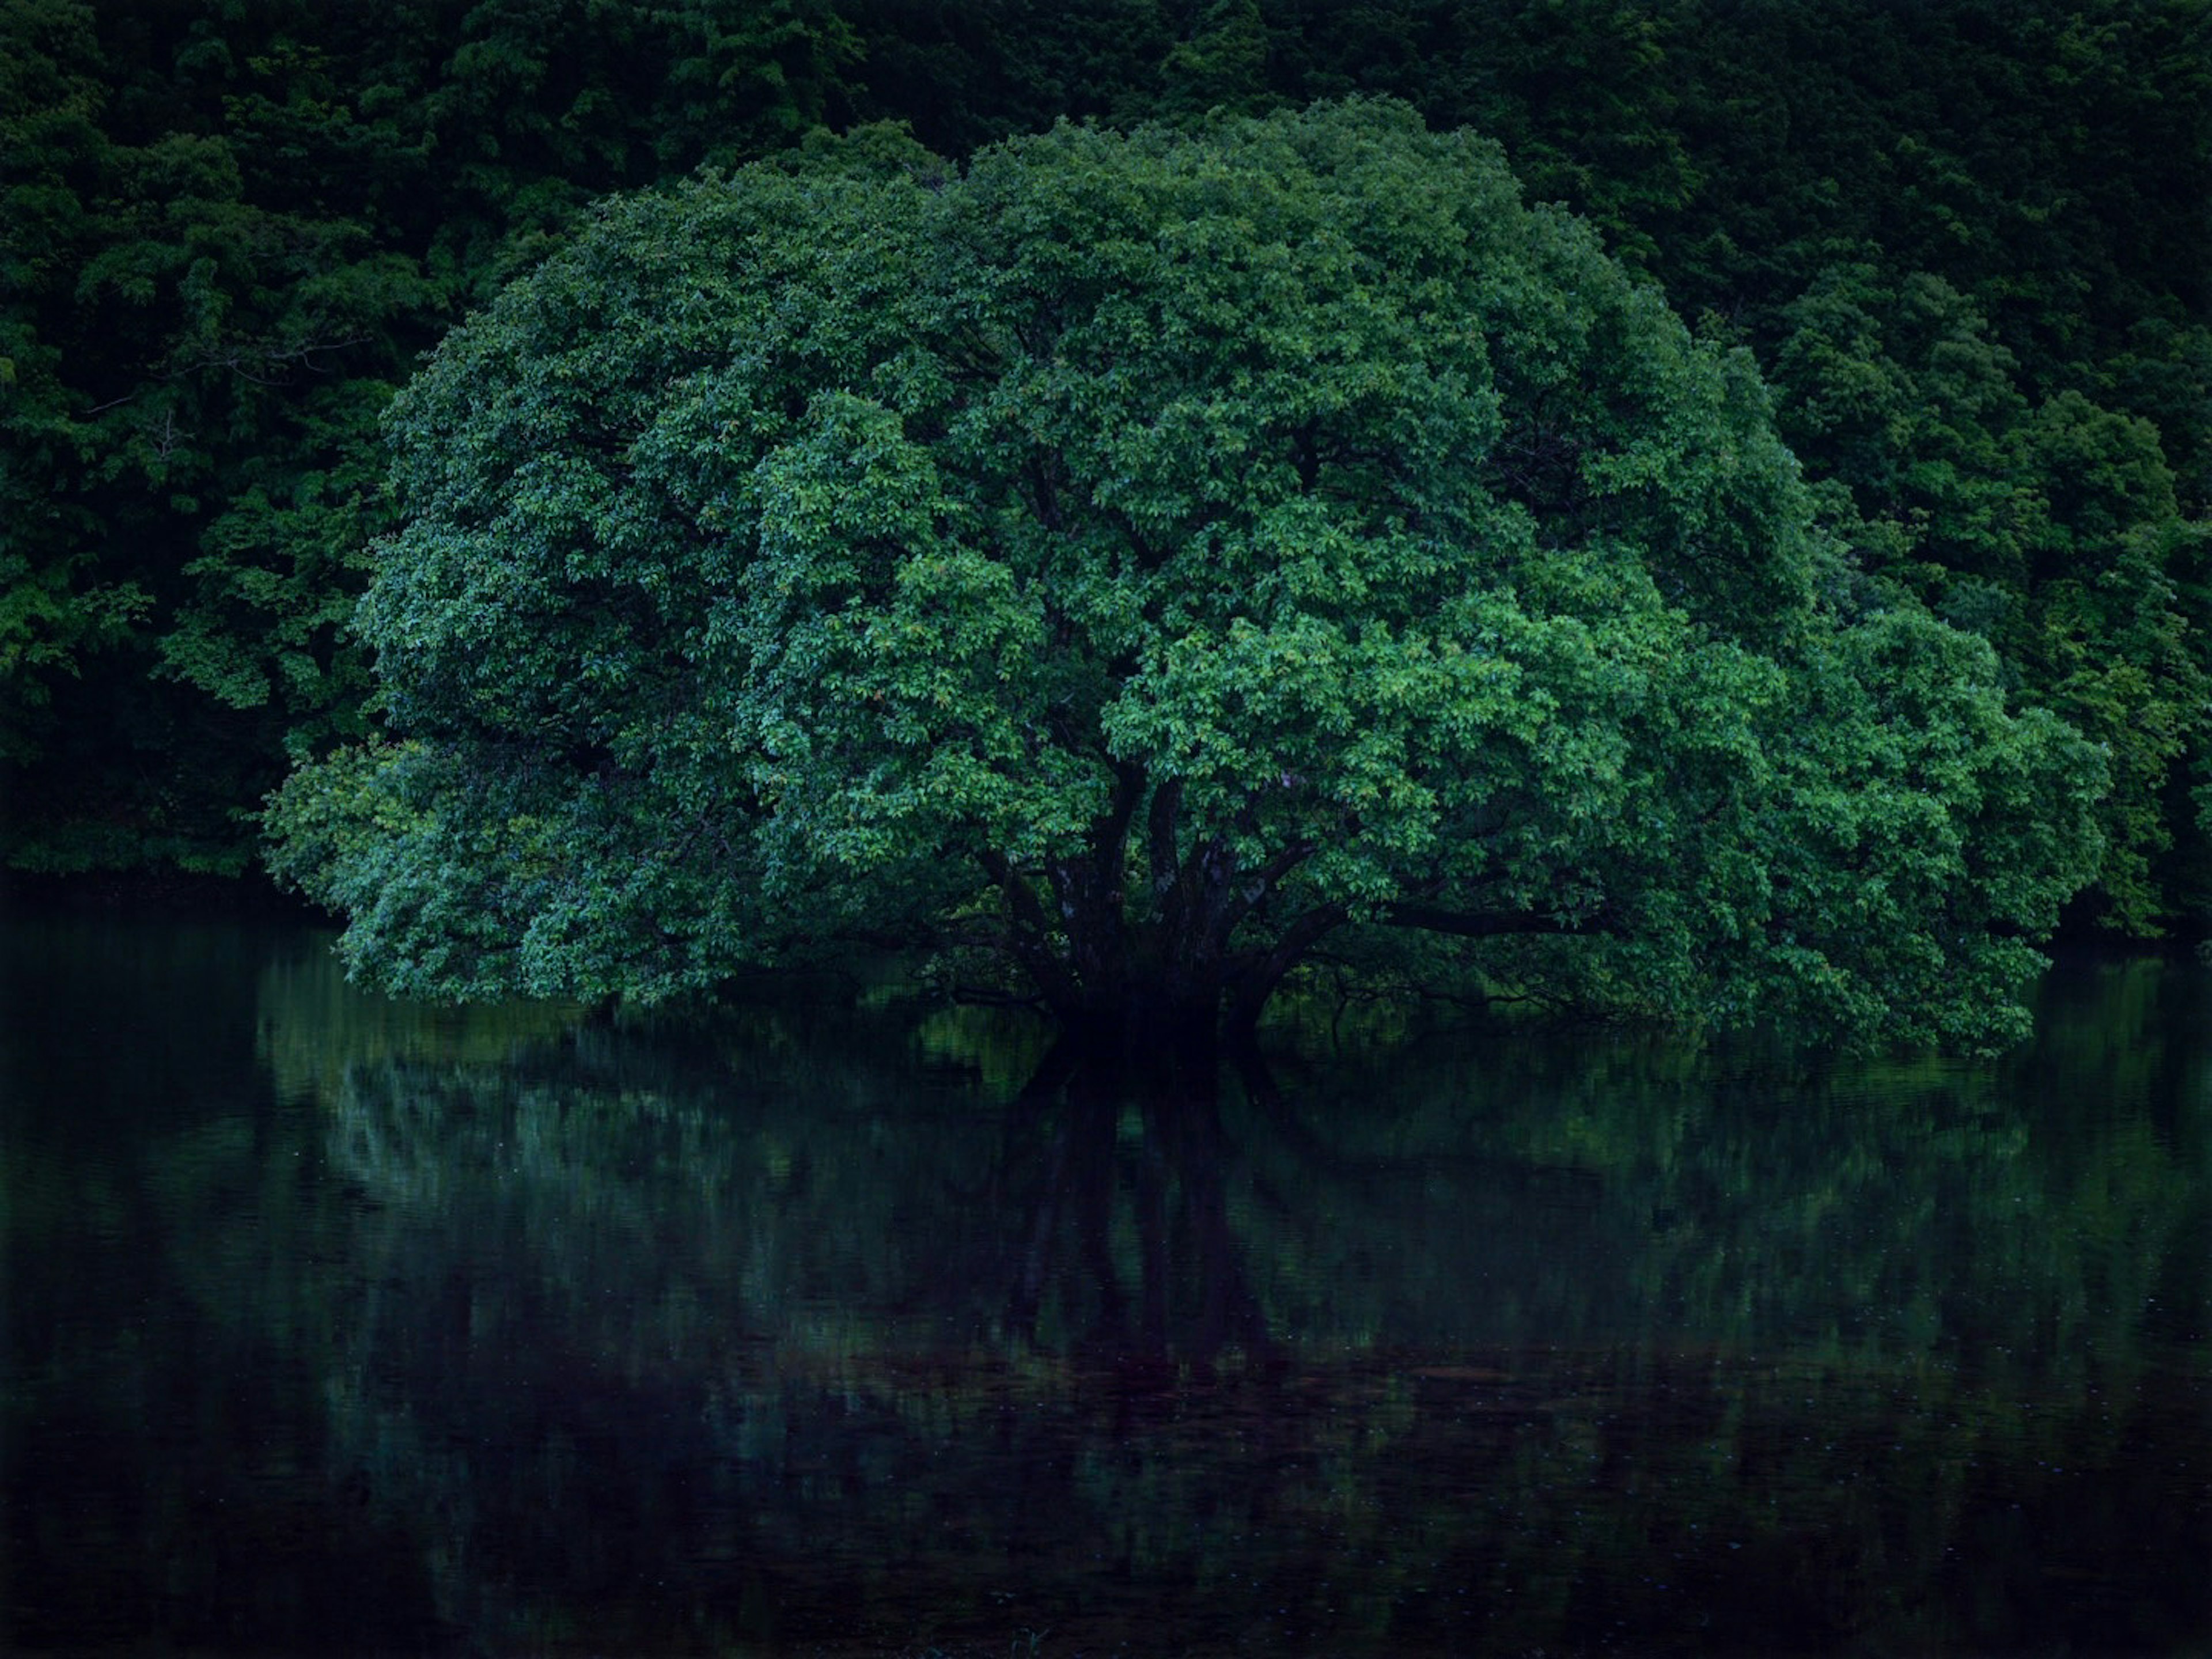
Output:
top-left (1768, 267), bottom-right (2208, 931)
top-left (2, 0), bottom-right (861, 870)
top-left (5, 0), bottom-right (2205, 940)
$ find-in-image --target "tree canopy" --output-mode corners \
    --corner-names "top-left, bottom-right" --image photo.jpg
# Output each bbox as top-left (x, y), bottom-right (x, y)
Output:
top-left (266, 101), bottom-right (2101, 1048)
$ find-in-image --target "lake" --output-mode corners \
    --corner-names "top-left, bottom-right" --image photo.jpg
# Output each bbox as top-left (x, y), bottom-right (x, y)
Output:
top-left (2, 908), bottom-right (2207, 1656)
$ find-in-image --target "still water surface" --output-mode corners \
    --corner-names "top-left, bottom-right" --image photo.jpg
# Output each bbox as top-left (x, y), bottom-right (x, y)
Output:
top-left (3, 910), bottom-right (2208, 1656)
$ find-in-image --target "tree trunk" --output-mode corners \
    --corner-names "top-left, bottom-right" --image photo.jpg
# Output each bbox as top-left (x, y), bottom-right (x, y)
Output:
top-left (1059, 968), bottom-right (1226, 1082)
top-left (995, 789), bottom-right (1342, 1060)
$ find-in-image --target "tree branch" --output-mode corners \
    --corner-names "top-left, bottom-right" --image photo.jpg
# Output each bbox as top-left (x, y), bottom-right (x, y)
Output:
top-left (1224, 899), bottom-right (1350, 1031)
top-left (1379, 901), bottom-right (1619, 939)
top-left (978, 850), bottom-right (1081, 1012)
top-left (1096, 760), bottom-right (1145, 891)
top-left (1146, 777), bottom-right (1183, 896)
top-left (1208, 836), bottom-right (1315, 953)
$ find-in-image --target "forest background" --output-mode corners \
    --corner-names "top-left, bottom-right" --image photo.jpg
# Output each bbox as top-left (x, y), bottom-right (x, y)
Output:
top-left (5, 0), bottom-right (2209, 941)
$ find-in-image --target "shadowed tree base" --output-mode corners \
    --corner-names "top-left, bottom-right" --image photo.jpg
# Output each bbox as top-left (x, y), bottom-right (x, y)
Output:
top-left (1029, 991), bottom-right (1240, 1099)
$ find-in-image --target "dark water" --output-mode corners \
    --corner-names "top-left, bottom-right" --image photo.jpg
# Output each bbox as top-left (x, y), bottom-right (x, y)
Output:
top-left (3, 912), bottom-right (2207, 1657)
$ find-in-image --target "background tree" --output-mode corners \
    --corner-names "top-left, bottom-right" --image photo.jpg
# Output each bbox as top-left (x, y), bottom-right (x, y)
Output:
top-left (1, 0), bottom-right (860, 873)
top-left (267, 104), bottom-right (2101, 1050)
top-left (1768, 268), bottom-right (2210, 932)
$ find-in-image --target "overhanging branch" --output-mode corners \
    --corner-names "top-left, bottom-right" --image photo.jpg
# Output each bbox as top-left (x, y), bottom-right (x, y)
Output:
top-left (1224, 899), bottom-right (1350, 1029)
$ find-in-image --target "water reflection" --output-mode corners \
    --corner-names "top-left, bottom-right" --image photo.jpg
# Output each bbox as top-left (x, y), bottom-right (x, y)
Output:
top-left (2, 916), bottom-right (2207, 1654)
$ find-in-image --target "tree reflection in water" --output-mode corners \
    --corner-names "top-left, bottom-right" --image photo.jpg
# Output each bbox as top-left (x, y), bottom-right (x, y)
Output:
top-left (2, 917), bottom-right (2207, 1655)
top-left (995, 1040), bottom-right (1274, 1374)
top-left (298, 974), bottom-right (2209, 1656)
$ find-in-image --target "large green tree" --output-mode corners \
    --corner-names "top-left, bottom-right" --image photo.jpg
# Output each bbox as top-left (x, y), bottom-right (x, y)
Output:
top-left (268, 103), bottom-right (2102, 1049)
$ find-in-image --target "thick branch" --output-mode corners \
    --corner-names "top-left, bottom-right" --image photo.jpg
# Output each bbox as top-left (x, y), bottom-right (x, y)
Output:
top-left (1096, 760), bottom-right (1145, 891)
top-left (1224, 900), bottom-right (1350, 1031)
top-left (1209, 838), bottom-right (1316, 953)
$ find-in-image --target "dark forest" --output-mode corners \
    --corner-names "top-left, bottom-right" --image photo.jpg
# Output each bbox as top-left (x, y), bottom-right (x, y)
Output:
top-left (6, 0), bottom-right (2207, 949)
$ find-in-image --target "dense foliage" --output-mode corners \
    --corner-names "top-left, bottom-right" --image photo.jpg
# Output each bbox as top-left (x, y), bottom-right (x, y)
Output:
top-left (263, 105), bottom-right (2100, 1046)
top-left (2, 0), bottom-right (864, 869)
top-left (5, 0), bottom-right (2205, 943)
